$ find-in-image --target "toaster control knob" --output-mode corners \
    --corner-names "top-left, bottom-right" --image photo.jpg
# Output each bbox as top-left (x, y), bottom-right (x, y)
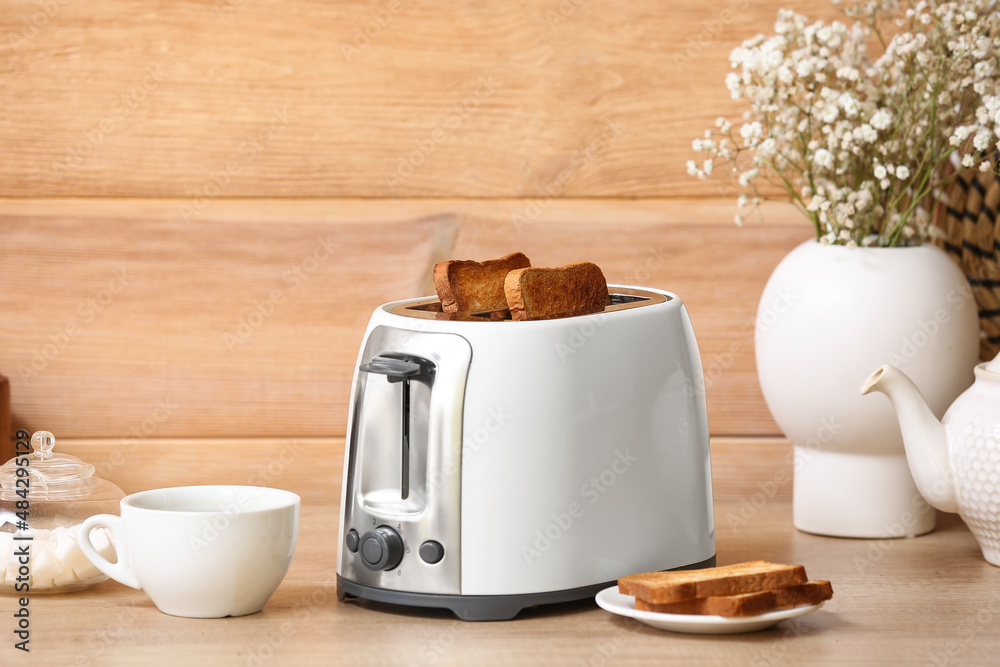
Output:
top-left (359, 526), bottom-right (404, 571)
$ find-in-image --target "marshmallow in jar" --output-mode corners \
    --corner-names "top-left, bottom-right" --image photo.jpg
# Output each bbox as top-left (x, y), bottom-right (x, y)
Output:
top-left (0, 431), bottom-right (123, 593)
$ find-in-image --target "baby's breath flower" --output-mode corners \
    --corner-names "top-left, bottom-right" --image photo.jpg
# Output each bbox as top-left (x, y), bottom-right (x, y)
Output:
top-left (870, 109), bottom-right (893, 130)
top-left (814, 148), bottom-right (836, 170)
top-left (689, 0), bottom-right (1000, 244)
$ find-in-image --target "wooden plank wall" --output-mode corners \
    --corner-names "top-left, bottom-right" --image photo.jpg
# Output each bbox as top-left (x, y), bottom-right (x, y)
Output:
top-left (0, 0), bottom-right (838, 443)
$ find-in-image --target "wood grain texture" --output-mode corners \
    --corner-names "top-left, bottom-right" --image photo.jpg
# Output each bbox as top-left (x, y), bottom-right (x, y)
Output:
top-left (0, 0), bottom-right (841, 198)
top-left (12, 436), bottom-right (995, 666)
top-left (0, 198), bottom-right (812, 440)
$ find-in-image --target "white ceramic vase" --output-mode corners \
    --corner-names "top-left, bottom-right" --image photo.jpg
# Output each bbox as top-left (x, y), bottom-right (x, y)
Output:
top-left (755, 240), bottom-right (980, 538)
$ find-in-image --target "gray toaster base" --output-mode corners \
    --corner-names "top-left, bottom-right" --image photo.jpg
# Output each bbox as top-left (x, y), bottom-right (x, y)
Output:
top-left (337, 554), bottom-right (717, 621)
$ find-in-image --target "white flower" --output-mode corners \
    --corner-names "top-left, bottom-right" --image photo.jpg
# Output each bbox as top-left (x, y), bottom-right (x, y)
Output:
top-left (870, 109), bottom-right (893, 130)
top-left (973, 129), bottom-right (993, 151)
top-left (895, 165), bottom-right (911, 180)
top-left (838, 92), bottom-right (860, 117)
top-left (740, 122), bottom-right (764, 140)
top-left (726, 72), bottom-right (742, 99)
top-left (836, 66), bottom-right (860, 81)
top-left (856, 124), bottom-right (878, 143)
top-left (821, 104), bottom-right (840, 123)
top-left (951, 126), bottom-right (974, 146)
top-left (874, 164), bottom-right (887, 179)
top-left (814, 148), bottom-right (835, 170)
top-left (757, 137), bottom-right (778, 157)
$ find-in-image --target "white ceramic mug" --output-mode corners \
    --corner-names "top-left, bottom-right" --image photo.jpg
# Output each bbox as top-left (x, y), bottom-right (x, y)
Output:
top-left (78, 485), bottom-right (300, 618)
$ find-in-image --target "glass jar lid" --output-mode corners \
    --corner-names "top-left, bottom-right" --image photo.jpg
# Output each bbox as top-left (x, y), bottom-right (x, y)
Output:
top-left (0, 431), bottom-right (98, 498)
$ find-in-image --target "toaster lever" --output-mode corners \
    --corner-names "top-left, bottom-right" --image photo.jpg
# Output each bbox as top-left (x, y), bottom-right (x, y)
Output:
top-left (359, 356), bottom-right (423, 383)
top-left (359, 354), bottom-right (435, 501)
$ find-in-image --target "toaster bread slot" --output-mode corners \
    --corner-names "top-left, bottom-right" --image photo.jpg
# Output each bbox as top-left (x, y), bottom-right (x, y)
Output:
top-left (359, 354), bottom-right (435, 501)
top-left (388, 287), bottom-right (666, 320)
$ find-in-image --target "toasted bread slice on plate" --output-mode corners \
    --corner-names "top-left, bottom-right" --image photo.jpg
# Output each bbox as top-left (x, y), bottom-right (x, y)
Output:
top-left (617, 560), bottom-right (808, 605)
top-left (634, 580), bottom-right (833, 617)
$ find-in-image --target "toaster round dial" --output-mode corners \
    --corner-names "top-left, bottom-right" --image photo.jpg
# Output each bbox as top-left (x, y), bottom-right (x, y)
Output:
top-left (359, 526), bottom-right (404, 571)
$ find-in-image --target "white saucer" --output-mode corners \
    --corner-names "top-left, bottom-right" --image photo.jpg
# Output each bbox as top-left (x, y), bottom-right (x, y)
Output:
top-left (594, 586), bottom-right (823, 635)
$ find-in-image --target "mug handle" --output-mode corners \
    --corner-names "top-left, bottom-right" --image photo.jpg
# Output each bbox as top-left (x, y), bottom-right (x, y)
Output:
top-left (78, 514), bottom-right (142, 590)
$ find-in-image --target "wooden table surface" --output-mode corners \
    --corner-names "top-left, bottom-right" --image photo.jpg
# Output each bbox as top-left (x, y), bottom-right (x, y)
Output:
top-left (4, 437), bottom-right (999, 666)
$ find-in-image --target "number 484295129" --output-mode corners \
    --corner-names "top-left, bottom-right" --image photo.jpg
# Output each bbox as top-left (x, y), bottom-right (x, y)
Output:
top-left (14, 458), bottom-right (30, 522)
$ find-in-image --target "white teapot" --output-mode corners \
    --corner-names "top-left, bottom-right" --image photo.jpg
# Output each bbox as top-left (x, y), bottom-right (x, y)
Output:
top-left (862, 355), bottom-right (1000, 565)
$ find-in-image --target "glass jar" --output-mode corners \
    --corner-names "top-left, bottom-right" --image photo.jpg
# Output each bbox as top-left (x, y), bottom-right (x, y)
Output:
top-left (0, 431), bottom-right (125, 594)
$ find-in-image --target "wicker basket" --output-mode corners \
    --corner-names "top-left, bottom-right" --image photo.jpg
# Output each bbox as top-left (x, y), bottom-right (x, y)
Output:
top-left (936, 157), bottom-right (1000, 360)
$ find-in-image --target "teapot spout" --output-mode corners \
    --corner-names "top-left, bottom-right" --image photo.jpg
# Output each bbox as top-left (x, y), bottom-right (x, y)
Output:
top-left (861, 365), bottom-right (958, 513)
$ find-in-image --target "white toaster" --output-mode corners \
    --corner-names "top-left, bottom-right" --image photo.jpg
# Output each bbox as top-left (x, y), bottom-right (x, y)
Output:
top-left (336, 285), bottom-right (715, 620)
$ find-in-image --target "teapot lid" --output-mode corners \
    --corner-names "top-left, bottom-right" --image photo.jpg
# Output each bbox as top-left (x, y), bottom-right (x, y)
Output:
top-left (0, 431), bottom-right (98, 495)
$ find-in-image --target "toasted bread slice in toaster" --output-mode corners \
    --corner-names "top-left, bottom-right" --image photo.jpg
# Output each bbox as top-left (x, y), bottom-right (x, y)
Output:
top-left (618, 560), bottom-right (808, 605)
top-left (433, 252), bottom-right (531, 315)
top-left (634, 580), bottom-right (832, 617)
top-left (503, 262), bottom-right (608, 321)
